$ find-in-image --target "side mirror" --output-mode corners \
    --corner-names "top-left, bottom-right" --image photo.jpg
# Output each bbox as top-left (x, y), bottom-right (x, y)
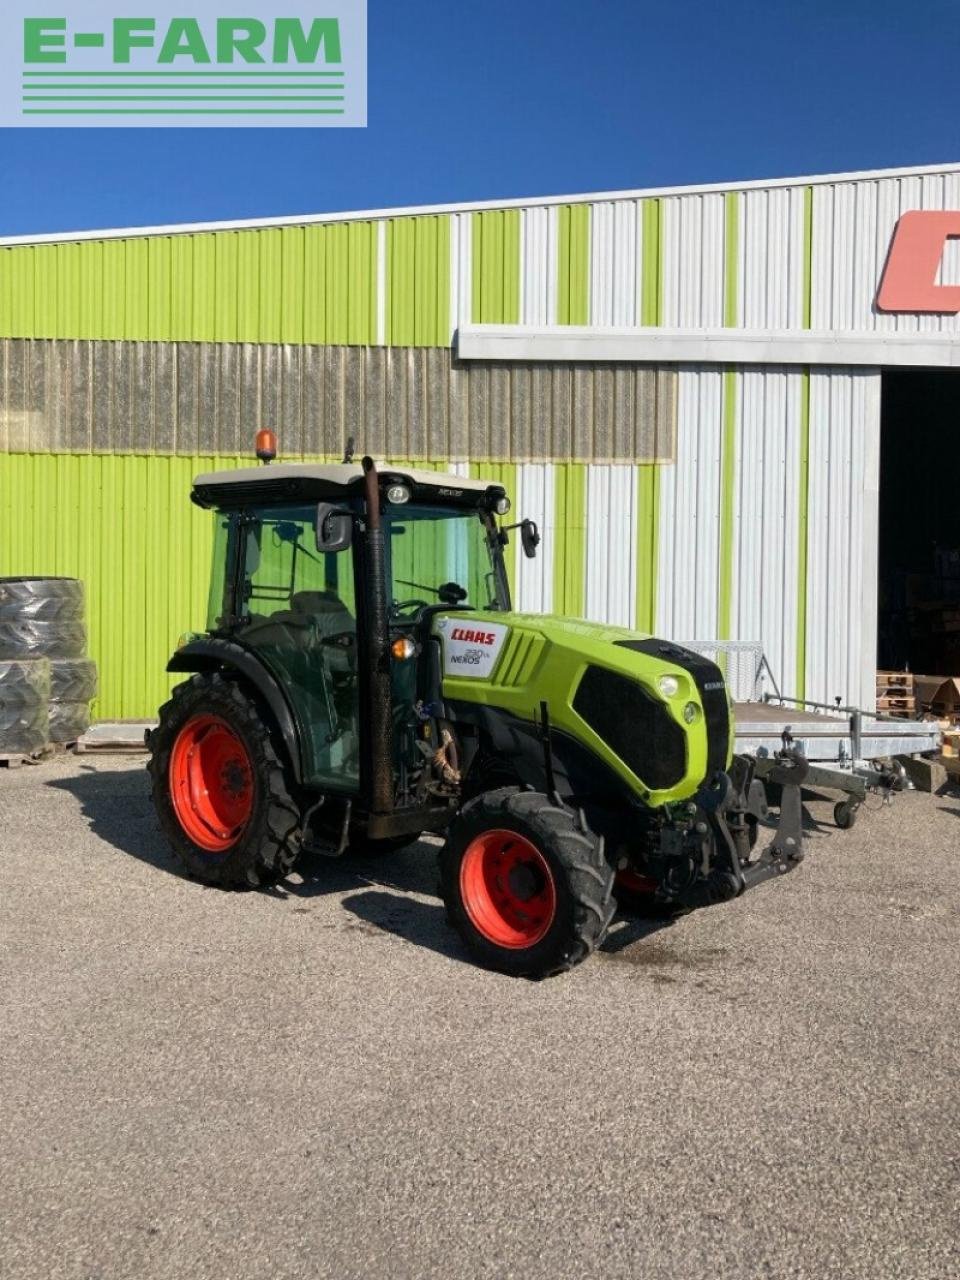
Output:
top-left (315, 503), bottom-right (352, 553)
top-left (520, 518), bottom-right (540, 559)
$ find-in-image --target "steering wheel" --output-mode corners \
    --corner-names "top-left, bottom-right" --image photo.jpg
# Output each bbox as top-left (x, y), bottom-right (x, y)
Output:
top-left (390, 598), bottom-right (432, 617)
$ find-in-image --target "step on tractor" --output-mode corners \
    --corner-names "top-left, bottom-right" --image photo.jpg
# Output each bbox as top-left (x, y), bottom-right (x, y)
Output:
top-left (149, 439), bottom-right (808, 978)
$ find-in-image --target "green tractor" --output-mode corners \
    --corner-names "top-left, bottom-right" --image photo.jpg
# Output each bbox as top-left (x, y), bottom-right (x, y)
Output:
top-left (148, 449), bottom-right (806, 978)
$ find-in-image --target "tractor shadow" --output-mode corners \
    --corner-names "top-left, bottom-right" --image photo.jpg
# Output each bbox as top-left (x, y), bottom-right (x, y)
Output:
top-left (293, 843), bottom-right (479, 965)
top-left (44, 764), bottom-right (828, 970)
top-left (44, 764), bottom-right (471, 963)
top-left (46, 762), bottom-right (179, 876)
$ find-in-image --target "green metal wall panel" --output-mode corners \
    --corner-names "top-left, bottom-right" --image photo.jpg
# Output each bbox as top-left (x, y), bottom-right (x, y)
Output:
top-left (280, 228), bottom-right (306, 345)
top-left (552, 463), bottom-right (586, 618)
top-left (471, 210), bottom-right (520, 324)
top-left (557, 205), bottom-right (590, 326)
top-left (326, 221), bottom-right (379, 345)
top-left (386, 216), bottom-right (451, 346)
top-left (0, 223), bottom-right (380, 346)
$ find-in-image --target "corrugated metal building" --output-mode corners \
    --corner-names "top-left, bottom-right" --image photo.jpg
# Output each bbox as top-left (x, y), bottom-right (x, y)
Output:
top-left (2, 161), bottom-right (959, 719)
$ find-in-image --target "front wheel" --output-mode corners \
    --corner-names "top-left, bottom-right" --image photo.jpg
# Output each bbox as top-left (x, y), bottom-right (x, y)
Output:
top-left (440, 788), bottom-right (615, 978)
top-left (834, 799), bottom-right (859, 830)
top-left (148, 672), bottom-right (302, 888)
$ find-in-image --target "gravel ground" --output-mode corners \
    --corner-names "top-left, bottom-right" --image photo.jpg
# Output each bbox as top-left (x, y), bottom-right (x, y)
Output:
top-left (0, 754), bottom-right (958, 1280)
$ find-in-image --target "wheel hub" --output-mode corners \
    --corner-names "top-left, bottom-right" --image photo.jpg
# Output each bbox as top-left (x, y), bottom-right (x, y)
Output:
top-left (506, 860), bottom-right (543, 901)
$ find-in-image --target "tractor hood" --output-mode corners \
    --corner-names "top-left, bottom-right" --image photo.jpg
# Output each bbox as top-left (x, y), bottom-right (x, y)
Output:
top-left (431, 611), bottom-right (732, 807)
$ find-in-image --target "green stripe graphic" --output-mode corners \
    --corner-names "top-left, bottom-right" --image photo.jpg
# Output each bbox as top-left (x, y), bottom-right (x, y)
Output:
top-left (23, 109), bottom-right (345, 115)
top-left (24, 95), bottom-right (344, 101)
top-left (471, 210), bottom-right (520, 324)
top-left (557, 205), bottom-right (589, 325)
top-left (553, 464), bottom-right (587, 619)
top-left (636, 197), bottom-right (663, 633)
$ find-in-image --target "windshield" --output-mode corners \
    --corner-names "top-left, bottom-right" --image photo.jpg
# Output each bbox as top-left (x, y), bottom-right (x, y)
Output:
top-left (385, 505), bottom-right (507, 617)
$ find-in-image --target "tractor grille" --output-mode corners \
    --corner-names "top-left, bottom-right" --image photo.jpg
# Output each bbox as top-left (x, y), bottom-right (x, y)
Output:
top-left (615, 639), bottom-right (730, 775)
top-left (572, 665), bottom-right (687, 791)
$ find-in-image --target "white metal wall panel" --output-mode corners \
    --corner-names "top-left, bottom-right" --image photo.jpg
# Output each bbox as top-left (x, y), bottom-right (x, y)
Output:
top-left (811, 172), bottom-right (960, 337)
top-left (520, 206), bottom-right (558, 326)
top-left (805, 368), bottom-right (880, 710)
top-left (584, 464), bottom-right (637, 628)
top-left (656, 367), bottom-right (724, 640)
top-left (729, 368), bottom-right (803, 693)
top-left (588, 200), bottom-right (639, 326)
top-left (739, 186), bottom-right (807, 329)
top-left (515, 463), bottom-right (554, 613)
top-left (661, 194), bottom-right (726, 328)
top-left (449, 212), bottom-right (471, 339)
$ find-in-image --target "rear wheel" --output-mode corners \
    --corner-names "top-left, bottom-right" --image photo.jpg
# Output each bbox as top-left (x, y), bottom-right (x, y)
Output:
top-left (440, 788), bottom-right (615, 977)
top-left (148, 672), bottom-right (302, 888)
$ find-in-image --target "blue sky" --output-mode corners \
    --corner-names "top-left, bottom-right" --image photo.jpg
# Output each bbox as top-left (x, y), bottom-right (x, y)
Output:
top-left (0, 0), bottom-right (956, 235)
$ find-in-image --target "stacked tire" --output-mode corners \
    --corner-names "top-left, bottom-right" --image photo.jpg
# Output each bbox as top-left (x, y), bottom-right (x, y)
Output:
top-left (0, 578), bottom-right (97, 753)
top-left (0, 658), bottom-right (51, 757)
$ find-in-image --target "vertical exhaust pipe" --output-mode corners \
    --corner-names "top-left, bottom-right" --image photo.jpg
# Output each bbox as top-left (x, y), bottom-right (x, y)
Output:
top-left (361, 456), bottom-right (394, 814)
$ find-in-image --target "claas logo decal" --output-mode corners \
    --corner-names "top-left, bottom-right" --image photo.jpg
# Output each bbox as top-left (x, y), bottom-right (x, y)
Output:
top-left (450, 628), bottom-right (497, 645)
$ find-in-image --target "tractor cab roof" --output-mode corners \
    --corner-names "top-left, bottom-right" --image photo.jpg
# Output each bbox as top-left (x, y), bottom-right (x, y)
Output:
top-left (191, 462), bottom-right (505, 511)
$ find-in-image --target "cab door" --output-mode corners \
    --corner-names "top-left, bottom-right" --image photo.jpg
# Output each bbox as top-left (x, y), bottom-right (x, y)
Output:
top-left (233, 504), bottom-right (361, 793)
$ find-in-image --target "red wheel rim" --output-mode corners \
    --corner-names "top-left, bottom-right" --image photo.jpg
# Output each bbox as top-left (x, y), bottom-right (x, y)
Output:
top-left (169, 714), bottom-right (254, 853)
top-left (459, 829), bottom-right (557, 949)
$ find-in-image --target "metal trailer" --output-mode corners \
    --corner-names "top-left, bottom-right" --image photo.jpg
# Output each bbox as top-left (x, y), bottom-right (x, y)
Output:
top-left (680, 641), bottom-right (942, 829)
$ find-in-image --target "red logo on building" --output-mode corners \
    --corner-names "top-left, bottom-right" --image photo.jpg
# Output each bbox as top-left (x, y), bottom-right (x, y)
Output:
top-left (877, 211), bottom-right (960, 313)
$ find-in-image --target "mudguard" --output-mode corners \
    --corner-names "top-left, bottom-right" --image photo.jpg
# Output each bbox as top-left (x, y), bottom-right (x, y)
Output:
top-left (167, 638), bottom-right (305, 782)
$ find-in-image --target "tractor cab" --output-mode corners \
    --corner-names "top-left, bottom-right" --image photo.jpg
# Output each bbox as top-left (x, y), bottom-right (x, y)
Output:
top-left (184, 457), bottom-right (534, 836)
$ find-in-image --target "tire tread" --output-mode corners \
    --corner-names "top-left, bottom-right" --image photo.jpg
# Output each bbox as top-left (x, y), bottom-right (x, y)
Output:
top-left (441, 786), bottom-right (614, 977)
top-left (147, 671), bottom-right (301, 889)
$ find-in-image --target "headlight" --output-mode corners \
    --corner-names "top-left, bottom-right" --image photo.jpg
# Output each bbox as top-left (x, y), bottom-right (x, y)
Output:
top-left (494, 496), bottom-right (511, 515)
top-left (683, 701), bottom-right (700, 724)
top-left (658, 674), bottom-right (680, 699)
top-left (386, 483), bottom-right (410, 504)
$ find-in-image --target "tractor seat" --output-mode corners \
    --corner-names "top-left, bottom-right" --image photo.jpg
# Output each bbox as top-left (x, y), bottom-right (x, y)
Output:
top-left (291, 591), bottom-right (355, 639)
top-left (242, 592), bottom-right (355, 671)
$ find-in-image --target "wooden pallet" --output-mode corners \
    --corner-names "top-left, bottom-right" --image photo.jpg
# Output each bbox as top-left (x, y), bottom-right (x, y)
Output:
top-left (877, 694), bottom-right (917, 713)
top-left (876, 674), bottom-right (915, 710)
top-left (0, 746), bottom-right (54, 769)
top-left (877, 670), bottom-right (915, 690)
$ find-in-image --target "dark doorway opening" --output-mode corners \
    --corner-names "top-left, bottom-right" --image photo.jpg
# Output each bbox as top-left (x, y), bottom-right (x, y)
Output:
top-left (879, 369), bottom-right (960, 675)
